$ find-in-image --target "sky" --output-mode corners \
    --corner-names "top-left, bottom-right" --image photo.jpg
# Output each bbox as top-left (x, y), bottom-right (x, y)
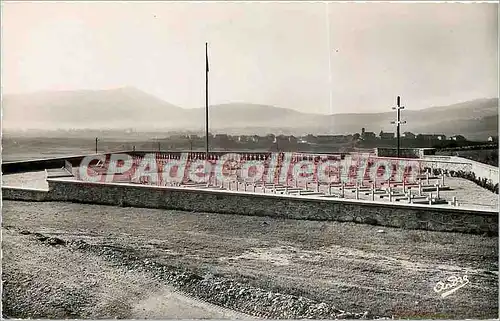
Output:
top-left (2, 1), bottom-right (498, 114)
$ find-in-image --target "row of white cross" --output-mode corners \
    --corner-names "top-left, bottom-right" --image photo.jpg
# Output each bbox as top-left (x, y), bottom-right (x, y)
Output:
top-left (128, 153), bottom-right (347, 162)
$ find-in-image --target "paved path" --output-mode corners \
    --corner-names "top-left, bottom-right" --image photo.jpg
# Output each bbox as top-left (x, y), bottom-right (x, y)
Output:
top-left (2, 171), bottom-right (49, 190)
top-left (131, 287), bottom-right (254, 319)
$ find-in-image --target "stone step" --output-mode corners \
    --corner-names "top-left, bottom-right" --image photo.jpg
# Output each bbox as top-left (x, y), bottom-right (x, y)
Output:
top-left (189, 186), bottom-right (214, 189)
top-left (348, 188), bottom-right (371, 193)
top-left (416, 175), bottom-right (440, 180)
top-left (183, 183), bottom-right (210, 188)
top-left (394, 195), bottom-right (425, 201)
top-left (394, 194), bottom-right (433, 202)
top-left (412, 198), bottom-right (448, 205)
top-left (263, 183), bottom-right (286, 188)
top-left (273, 188), bottom-right (303, 193)
top-left (389, 183), bottom-right (420, 188)
top-left (297, 191), bottom-right (325, 196)
top-left (379, 193), bottom-right (406, 199)
top-left (410, 196), bottom-right (429, 200)
top-left (46, 168), bottom-right (73, 178)
top-left (320, 194), bottom-right (341, 198)
top-left (286, 190), bottom-right (318, 195)
top-left (364, 190), bottom-right (387, 195)
top-left (273, 190), bottom-right (306, 195)
top-left (273, 186), bottom-right (298, 191)
top-left (421, 186), bottom-right (450, 192)
top-left (342, 186), bottom-right (369, 191)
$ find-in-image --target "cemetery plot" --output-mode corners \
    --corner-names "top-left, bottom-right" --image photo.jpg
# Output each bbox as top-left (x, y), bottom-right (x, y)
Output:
top-left (4, 151), bottom-right (496, 211)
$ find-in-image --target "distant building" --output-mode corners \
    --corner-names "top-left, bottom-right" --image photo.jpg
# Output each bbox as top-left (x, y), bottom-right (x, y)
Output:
top-left (213, 134), bottom-right (230, 144)
top-left (361, 128), bottom-right (376, 140)
top-left (265, 134), bottom-right (276, 142)
top-left (237, 135), bottom-right (248, 142)
top-left (276, 134), bottom-right (290, 143)
top-left (436, 135), bottom-right (446, 141)
top-left (379, 131), bottom-right (395, 140)
top-left (316, 135), bottom-right (348, 143)
top-left (171, 134), bottom-right (188, 140)
top-left (332, 135), bottom-right (351, 142)
top-left (488, 136), bottom-right (498, 142)
top-left (449, 135), bottom-right (467, 142)
top-left (363, 132), bottom-right (376, 140)
top-left (301, 134), bottom-right (317, 144)
top-left (402, 132), bottom-right (416, 139)
top-left (417, 134), bottom-right (446, 141)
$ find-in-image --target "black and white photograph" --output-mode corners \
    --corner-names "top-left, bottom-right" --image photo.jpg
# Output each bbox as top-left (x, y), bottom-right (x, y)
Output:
top-left (1, 1), bottom-right (498, 319)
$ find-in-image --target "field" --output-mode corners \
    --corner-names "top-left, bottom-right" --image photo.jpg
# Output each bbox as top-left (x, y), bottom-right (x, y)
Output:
top-left (436, 148), bottom-right (498, 167)
top-left (1, 135), bottom-right (354, 162)
top-left (2, 136), bottom-right (138, 162)
top-left (2, 138), bottom-right (499, 319)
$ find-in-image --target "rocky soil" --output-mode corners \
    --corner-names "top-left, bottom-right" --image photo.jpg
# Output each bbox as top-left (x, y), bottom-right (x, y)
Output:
top-left (2, 200), bottom-right (498, 319)
top-left (3, 228), bottom-right (372, 319)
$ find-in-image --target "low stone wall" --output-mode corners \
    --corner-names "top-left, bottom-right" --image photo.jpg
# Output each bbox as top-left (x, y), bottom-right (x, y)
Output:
top-left (422, 156), bottom-right (499, 193)
top-left (4, 179), bottom-right (495, 235)
top-left (469, 159), bottom-right (499, 184)
top-left (375, 148), bottom-right (423, 158)
top-left (2, 186), bottom-right (50, 201)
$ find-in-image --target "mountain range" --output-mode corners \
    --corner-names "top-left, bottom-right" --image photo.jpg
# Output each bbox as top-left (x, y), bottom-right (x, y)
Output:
top-left (2, 87), bottom-right (498, 140)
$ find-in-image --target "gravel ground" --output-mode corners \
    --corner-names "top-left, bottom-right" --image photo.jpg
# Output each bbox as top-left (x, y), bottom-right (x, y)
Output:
top-left (1, 228), bottom-right (252, 319)
top-left (2, 200), bottom-right (498, 319)
top-left (2, 227), bottom-right (372, 319)
top-left (202, 176), bottom-right (498, 211)
top-left (442, 177), bottom-right (498, 210)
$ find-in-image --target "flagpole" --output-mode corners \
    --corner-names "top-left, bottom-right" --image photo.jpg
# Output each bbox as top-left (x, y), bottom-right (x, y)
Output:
top-left (205, 42), bottom-right (209, 160)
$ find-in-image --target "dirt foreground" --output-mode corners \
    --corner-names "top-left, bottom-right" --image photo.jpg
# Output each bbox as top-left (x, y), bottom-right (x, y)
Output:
top-left (2, 200), bottom-right (498, 319)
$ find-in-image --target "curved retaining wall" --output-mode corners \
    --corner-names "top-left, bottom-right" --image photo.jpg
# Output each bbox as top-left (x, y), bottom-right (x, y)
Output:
top-left (422, 156), bottom-right (499, 191)
top-left (3, 179), bottom-right (497, 235)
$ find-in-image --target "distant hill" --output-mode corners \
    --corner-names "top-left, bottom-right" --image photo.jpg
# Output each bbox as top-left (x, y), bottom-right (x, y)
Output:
top-left (2, 87), bottom-right (185, 130)
top-left (184, 103), bottom-right (328, 132)
top-left (2, 87), bottom-right (498, 140)
top-left (197, 99), bottom-right (498, 138)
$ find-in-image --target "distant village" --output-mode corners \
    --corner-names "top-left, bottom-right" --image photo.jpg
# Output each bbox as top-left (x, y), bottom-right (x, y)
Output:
top-left (12, 126), bottom-right (497, 154)
top-left (166, 127), bottom-right (498, 150)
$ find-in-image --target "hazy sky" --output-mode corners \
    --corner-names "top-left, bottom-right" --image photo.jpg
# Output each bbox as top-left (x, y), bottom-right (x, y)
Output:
top-left (2, 1), bottom-right (498, 114)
